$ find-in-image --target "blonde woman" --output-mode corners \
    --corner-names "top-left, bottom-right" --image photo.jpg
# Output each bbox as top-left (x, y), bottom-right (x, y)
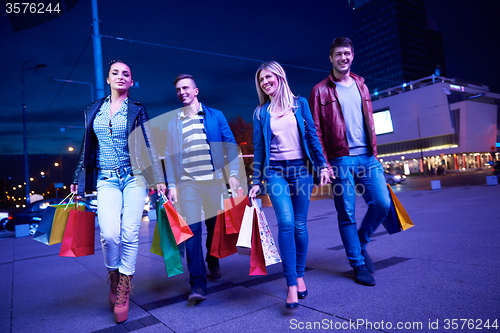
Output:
top-left (249, 61), bottom-right (329, 309)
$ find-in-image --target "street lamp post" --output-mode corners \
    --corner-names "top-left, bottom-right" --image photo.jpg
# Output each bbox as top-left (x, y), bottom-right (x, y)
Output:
top-left (22, 60), bottom-right (46, 205)
top-left (54, 79), bottom-right (94, 102)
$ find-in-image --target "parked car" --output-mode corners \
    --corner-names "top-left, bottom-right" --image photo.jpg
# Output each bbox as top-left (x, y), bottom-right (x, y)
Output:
top-left (493, 161), bottom-right (500, 176)
top-left (0, 211), bottom-right (8, 230)
top-left (384, 171), bottom-right (405, 185)
top-left (82, 193), bottom-right (98, 214)
top-left (6, 198), bottom-right (96, 235)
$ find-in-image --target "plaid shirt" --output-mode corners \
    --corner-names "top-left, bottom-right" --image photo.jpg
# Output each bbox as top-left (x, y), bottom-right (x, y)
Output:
top-left (93, 96), bottom-right (131, 170)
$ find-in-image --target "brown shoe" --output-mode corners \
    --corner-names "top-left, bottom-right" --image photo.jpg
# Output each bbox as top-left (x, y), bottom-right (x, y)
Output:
top-left (107, 270), bottom-right (119, 310)
top-left (209, 267), bottom-right (222, 282)
top-left (114, 274), bottom-right (133, 324)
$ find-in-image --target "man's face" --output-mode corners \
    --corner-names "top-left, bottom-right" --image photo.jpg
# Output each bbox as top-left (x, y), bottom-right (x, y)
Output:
top-left (329, 46), bottom-right (354, 76)
top-left (175, 78), bottom-right (199, 106)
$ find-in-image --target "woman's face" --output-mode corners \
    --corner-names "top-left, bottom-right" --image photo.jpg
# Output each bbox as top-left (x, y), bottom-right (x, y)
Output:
top-left (259, 69), bottom-right (279, 97)
top-left (107, 62), bottom-right (133, 92)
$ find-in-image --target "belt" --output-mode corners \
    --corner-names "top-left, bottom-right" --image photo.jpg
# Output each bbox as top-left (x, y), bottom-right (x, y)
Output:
top-left (100, 166), bottom-right (132, 178)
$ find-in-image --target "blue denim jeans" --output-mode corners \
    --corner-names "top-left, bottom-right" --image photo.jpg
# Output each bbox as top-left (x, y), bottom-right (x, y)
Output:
top-left (265, 158), bottom-right (313, 287)
top-left (329, 154), bottom-right (390, 268)
top-left (96, 167), bottom-right (147, 276)
top-left (178, 179), bottom-right (223, 292)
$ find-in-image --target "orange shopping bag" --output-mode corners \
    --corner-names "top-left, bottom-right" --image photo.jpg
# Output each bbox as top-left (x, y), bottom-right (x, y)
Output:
top-left (163, 200), bottom-right (193, 245)
top-left (223, 195), bottom-right (249, 234)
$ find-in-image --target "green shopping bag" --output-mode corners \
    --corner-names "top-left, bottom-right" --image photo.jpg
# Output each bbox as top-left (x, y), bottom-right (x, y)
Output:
top-left (151, 199), bottom-right (184, 277)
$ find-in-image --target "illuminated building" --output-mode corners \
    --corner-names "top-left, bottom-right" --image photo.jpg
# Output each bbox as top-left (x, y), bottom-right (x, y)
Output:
top-left (371, 75), bottom-right (500, 173)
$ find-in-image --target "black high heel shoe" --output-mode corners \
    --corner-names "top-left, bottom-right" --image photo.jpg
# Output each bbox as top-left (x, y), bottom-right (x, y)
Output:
top-left (297, 289), bottom-right (308, 299)
top-left (286, 287), bottom-right (299, 309)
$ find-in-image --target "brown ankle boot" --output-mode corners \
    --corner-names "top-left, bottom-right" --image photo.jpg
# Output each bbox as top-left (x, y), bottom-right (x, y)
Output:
top-left (107, 270), bottom-right (119, 309)
top-left (114, 273), bottom-right (133, 324)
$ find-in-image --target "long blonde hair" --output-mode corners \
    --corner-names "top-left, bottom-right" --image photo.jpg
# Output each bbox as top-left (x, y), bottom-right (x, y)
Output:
top-left (254, 61), bottom-right (297, 120)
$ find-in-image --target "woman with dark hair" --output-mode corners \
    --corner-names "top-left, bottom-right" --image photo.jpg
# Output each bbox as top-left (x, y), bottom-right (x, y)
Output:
top-left (249, 61), bottom-right (329, 309)
top-left (71, 60), bottom-right (166, 323)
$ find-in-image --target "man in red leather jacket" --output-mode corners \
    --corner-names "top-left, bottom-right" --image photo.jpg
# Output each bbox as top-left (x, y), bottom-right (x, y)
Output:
top-left (309, 37), bottom-right (390, 287)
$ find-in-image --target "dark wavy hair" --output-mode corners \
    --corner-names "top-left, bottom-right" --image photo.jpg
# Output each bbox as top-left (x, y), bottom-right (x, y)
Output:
top-left (329, 37), bottom-right (354, 57)
top-left (108, 60), bottom-right (132, 76)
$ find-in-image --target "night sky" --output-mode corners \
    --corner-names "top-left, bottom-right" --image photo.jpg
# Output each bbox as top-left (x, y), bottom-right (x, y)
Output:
top-left (1, 0), bottom-right (499, 157)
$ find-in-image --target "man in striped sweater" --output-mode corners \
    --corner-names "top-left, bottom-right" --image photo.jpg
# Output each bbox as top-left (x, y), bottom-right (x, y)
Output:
top-left (164, 74), bottom-right (240, 302)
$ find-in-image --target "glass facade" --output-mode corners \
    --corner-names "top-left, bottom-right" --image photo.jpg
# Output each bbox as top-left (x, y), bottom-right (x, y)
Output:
top-left (351, 0), bottom-right (446, 93)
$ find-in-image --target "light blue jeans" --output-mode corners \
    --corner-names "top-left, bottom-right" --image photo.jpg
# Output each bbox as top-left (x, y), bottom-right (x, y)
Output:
top-left (265, 158), bottom-right (313, 287)
top-left (96, 167), bottom-right (147, 276)
top-left (329, 154), bottom-right (390, 268)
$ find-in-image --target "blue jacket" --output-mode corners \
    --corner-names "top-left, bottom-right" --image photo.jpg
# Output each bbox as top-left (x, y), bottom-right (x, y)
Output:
top-left (72, 97), bottom-right (165, 196)
top-left (164, 103), bottom-right (240, 188)
top-left (252, 96), bottom-right (327, 185)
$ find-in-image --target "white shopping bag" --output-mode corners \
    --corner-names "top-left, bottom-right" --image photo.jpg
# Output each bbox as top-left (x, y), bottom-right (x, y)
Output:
top-left (236, 205), bottom-right (255, 256)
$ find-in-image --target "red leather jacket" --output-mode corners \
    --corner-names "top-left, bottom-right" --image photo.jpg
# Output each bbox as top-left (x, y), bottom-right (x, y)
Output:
top-left (309, 71), bottom-right (377, 167)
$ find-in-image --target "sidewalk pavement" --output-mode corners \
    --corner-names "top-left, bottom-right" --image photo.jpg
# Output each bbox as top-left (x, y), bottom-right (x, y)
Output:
top-left (1, 185), bottom-right (499, 333)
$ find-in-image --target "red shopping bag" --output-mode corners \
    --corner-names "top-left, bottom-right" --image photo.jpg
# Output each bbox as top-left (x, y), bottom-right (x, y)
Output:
top-left (59, 209), bottom-right (95, 257)
top-left (210, 210), bottom-right (239, 259)
top-left (224, 195), bottom-right (249, 234)
top-left (249, 213), bottom-right (267, 276)
top-left (163, 200), bottom-right (193, 245)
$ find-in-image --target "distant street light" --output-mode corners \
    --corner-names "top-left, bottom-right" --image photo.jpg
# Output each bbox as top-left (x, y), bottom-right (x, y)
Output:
top-left (54, 79), bottom-right (94, 102)
top-left (59, 146), bottom-right (74, 180)
top-left (22, 60), bottom-right (47, 205)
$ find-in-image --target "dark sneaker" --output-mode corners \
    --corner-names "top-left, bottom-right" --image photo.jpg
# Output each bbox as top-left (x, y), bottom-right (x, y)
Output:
top-left (354, 265), bottom-right (375, 286)
top-left (188, 287), bottom-right (207, 302)
top-left (209, 267), bottom-right (222, 282)
top-left (361, 249), bottom-right (376, 273)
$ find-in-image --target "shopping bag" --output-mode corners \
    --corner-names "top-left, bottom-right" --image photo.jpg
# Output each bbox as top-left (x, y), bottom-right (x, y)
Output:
top-left (391, 185), bottom-right (414, 231)
top-left (33, 205), bottom-right (57, 245)
top-left (236, 205), bottom-right (255, 256)
top-left (224, 195), bottom-right (250, 234)
top-left (163, 200), bottom-right (193, 245)
top-left (150, 202), bottom-right (184, 277)
top-left (382, 200), bottom-right (401, 234)
top-left (210, 210), bottom-right (239, 259)
top-left (382, 184), bottom-right (414, 234)
top-left (34, 197), bottom-right (85, 245)
top-left (252, 198), bottom-right (281, 266)
top-left (59, 209), bottom-right (96, 257)
top-left (249, 211), bottom-right (267, 275)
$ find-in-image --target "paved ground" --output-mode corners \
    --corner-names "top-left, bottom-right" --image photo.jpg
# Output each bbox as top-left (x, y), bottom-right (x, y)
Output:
top-left (1, 184), bottom-right (499, 332)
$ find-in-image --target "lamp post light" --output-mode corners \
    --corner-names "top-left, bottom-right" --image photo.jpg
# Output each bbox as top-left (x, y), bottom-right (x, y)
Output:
top-left (58, 145), bottom-right (74, 182)
top-left (54, 79), bottom-right (94, 102)
top-left (22, 60), bottom-right (47, 205)
top-left (54, 146), bottom-right (74, 198)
